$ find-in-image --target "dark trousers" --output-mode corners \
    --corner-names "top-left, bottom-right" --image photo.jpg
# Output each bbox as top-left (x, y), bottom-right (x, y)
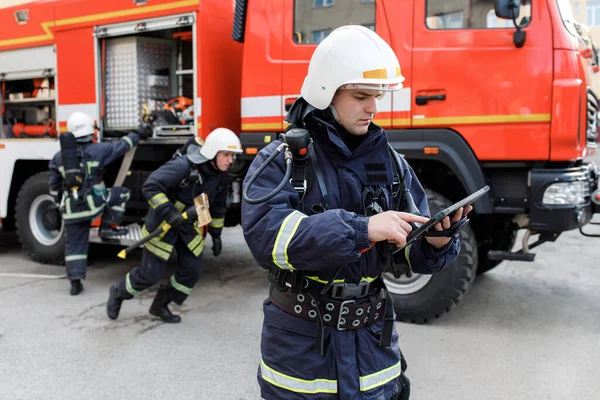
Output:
top-left (123, 237), bottom-right (203, 304)
top-left (65, 222), bottom-right (90, 280)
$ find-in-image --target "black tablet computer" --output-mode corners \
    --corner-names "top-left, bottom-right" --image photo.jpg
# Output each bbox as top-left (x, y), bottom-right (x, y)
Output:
top-left (389, 185), bottom-right (490, 255)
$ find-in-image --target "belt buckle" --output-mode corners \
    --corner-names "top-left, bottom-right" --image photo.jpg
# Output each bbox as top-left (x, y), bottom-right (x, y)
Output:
top-left (293, 179), bottom-right (307, 195)
top-left (332, 281), bottom-right (370, 300)
top-left (336, 299), bottom-right (355, 331)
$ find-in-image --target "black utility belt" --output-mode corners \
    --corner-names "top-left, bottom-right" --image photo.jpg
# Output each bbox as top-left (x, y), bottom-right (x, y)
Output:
top-left (269, 285), bottom-right (385, 331)
top-left (268, 269), bottom-right (379, 300)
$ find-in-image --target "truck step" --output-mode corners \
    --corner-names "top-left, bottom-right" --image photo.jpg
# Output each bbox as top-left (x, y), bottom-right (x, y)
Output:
top-left (89, 223), bottom-right (144, 247)
top-left (487, 250), bottom-right (536, 262)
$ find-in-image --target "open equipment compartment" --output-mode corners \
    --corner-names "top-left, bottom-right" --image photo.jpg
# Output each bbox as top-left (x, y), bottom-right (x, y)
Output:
top-left (0, 45), bottom-right (57, 139)
top-left (95, 14), bottom-right (196, 139)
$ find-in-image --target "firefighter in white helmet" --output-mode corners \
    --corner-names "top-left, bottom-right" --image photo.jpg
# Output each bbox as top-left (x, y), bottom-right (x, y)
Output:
top-left (106, 127), bottom-right (242, 323)
top-left (48, 111), bottom-right (149, 295)
top-left (242, 25), bottom-right (472, 399)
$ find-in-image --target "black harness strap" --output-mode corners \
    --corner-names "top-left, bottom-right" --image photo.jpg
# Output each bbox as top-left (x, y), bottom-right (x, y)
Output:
top-left (307, 141), bottom-right (330, 211)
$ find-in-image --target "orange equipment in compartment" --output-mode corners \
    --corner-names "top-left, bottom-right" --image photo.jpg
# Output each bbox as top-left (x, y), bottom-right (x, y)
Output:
top-left (12, 120), bottom-right (57, 138)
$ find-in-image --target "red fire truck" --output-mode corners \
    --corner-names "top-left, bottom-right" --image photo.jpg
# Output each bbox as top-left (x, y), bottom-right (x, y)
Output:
top-left (1, 0), bottom-right (599, 322)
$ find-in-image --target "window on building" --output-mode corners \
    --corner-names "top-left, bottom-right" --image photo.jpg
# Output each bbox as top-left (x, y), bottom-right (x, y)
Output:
top-left (313, 0), bottom-right (334, 8)
top-left (426, 0), bottom-right (532, 30)
top-left (588, 1), bottom-right (600, 26)
top-left (311, 29), bottom-right (332, 43)
top-left (573, 2), bottom-right (581, 21)
top-left (294, 0), bottom-right (375, 44)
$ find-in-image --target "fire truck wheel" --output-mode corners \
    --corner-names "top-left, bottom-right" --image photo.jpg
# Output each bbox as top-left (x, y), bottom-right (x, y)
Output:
top-left (15, 172), bottom-right (65, 266)
top-left (383, 189), bottom-right (478, 324)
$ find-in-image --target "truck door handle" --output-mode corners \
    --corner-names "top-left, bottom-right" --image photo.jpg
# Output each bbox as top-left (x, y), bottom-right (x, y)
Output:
top-left (415, 94), bottom-right (446, 106)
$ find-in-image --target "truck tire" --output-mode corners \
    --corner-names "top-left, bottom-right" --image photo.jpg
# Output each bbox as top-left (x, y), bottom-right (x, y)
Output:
top-left (383, 189), bottom-right (478, 324)
top-left (476, 224), bottom-right (517, 275)
top-left (15, 172), bottom-right (65, 265)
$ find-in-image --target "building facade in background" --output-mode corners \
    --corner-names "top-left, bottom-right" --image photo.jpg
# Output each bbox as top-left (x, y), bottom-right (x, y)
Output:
top-left (572, 1), bottom-right (600, 43)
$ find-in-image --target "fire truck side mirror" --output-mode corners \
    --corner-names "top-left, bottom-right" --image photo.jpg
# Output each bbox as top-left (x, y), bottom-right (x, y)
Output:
top-left (494, 0), bottom-right (521, 21)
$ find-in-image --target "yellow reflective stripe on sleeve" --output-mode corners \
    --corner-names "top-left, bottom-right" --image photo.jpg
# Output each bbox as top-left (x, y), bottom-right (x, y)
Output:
top-left (359, 361), bottom-right (402, 392)
top-left (123, 136), bottom-right (134, 149)
top-left (58, 166), bottom-right (65, 177)
top-left (65, 254), bottom-right (87, 262)
top-left (125, 273), bottom-right (141, 296)
top-left (173, 201), bottom-right (185, 212)
top-left (209, 217), bottom-right (224, 228)
top-left (170, 275), bottom-right (192, 295)
top-left (149, 193), bottom-right (169, 209)
top-left (271, 211), bottom-right (307, 270)
top-left (404, 244), bottom-right (412, 270)
top-left (260, 359), bottom-right (337, 394)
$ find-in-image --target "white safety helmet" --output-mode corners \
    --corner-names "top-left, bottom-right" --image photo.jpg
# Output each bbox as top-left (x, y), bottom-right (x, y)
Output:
top-left (187, 128), bottom-right (242, 164)
top-left (67, 111), bottom-right (96, 139)
top-left (301, 25), bottom-right (405, 110)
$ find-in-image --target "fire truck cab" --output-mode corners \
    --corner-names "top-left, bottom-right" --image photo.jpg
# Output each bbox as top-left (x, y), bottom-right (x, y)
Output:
top-left (233, 0), bottom-right (600, 321)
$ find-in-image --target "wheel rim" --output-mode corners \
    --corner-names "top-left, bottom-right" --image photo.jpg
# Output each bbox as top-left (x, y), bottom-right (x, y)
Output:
top-left (29, 194), bottom-right (63, 246)
top-left (383, 271), bottom-right (432, 295)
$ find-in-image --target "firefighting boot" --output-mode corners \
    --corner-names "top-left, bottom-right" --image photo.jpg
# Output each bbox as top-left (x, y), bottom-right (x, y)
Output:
top-left (149, 285), bottom-right (181, 323)
top-left (106, 282), bottom-right (133, 320)
top-left (99, 222), bottom-right (128, 238)
top-left (70, 279), bottom-right (83, 296)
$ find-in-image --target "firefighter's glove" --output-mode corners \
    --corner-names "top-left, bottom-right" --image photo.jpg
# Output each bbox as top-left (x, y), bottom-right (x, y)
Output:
top-left (185, 206), bottom-right (198, 223)
top-left (166, 210), bottom-right (185, 229)
top-left (212, 236), bottom-right (222, 257)
top-left (136, 123), bottom-right (152, 139)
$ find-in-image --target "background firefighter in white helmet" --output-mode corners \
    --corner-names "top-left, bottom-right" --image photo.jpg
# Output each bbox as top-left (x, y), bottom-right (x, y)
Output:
top-left (106, 128), bottom-right (242, 323)
top-left (48, 111), bottom-right (149, 295)
top-left (242, 25), bottom-right (472, 399)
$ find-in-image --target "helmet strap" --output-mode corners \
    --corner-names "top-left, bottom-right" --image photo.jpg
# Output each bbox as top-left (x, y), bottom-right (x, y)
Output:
top-left (328, 105), bottom-right (341, 122)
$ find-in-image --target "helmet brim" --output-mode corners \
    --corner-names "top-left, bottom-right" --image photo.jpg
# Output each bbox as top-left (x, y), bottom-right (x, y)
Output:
top-left (75, 134), bottom-right (94, 144)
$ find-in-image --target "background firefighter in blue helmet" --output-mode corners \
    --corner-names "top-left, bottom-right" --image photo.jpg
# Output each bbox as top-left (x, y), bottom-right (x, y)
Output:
top-left (49, 111), bottom-right (148, 296)
top-left (241, 25), bottom-right (472, 400)
top-left (106, 128), bottom-right (242, 323)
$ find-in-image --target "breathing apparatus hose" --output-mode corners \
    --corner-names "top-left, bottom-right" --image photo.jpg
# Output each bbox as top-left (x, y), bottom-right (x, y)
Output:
top-left (242, 143), bottom-right (293, 204)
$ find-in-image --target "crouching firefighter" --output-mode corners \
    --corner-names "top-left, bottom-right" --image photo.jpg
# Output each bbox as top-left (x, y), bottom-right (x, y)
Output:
top-left (241, 26), bottom-right (471, 400)
top-left (49, 111), bottom-right (148, 295)
top-left (106, 128), bottom-right (242, 323)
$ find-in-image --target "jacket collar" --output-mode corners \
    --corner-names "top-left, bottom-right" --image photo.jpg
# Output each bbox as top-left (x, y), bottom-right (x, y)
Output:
top-left (306, 112), bottom-right (386, 159)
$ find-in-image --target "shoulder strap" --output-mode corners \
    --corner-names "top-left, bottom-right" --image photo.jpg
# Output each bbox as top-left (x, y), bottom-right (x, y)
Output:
top-left (387, 143), bottom-right (404, 211)
top-left (387, 142), bottom-right (421, 215)
top-left (307, 141), bottom-right (330, 211)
